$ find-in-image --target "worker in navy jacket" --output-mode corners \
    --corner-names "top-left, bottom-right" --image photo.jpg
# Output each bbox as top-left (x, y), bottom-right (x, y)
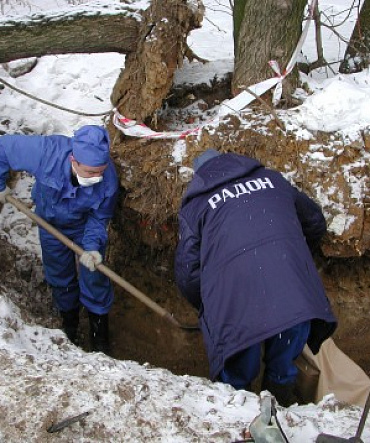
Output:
top-left (0, 125), bottom-right (119, 353)
top-left (175, 150), bottom-right (337, 406)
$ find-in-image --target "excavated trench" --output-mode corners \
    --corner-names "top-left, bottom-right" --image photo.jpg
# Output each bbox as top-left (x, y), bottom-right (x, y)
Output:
top-left (103, 217), bottom-right (370, 380)
top-left (1, 226), bottom-right (370, 382)
top-left (101, 98), bottom-right (370, 380)
top-left (0, 80), bottom-right (369, 389)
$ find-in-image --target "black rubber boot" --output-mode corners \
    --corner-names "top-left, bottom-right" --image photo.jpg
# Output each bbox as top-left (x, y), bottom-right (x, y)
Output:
top-left (60, 308), bottom-right (80, 345)
top-left (88, 312), bottom-right (110, 354)
top-left (261, 377), bottom-right (299, 407)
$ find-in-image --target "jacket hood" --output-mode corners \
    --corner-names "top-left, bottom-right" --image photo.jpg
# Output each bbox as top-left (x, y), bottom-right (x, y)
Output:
top-left (182, 153), bottom-right (262, 207)
top-left (193, 149), bottom-right (221, 171)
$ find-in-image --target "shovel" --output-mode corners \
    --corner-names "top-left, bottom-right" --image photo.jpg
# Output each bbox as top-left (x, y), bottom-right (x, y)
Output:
top-left (316, 390), bottom-right (370, 442)
top-left (5, 195), bottom-right (199, 331)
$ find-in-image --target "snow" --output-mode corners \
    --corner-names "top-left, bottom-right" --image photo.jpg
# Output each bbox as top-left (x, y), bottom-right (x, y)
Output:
top-left (0, 291), bottom-right (368, 442)
top-left (287, 73), bottom-right (370, 138)
top-left (0, 0), bottom-right (369, 441)
top-left (0, 53), bottom-right (122, 134)
top-left (0, 0), bottom-right (146, 24)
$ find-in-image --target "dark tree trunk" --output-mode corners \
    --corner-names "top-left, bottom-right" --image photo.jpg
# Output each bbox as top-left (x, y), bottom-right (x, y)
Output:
top-left (0, 9), bottom-right (139, 63)
top-left (232, 0), bottom-right (306, 97)
top-left (340, 0), bottom-right (370, 73)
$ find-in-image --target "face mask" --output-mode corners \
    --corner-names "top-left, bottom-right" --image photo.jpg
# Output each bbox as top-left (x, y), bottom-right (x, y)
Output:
top-left (77, 175), bottom-right (103, 187)
top-left (72, 164), bottom-right (103, 187)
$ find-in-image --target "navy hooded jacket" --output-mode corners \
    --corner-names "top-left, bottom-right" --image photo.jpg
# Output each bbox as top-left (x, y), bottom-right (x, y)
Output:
top-left (175, 153), bottom-right (337, 381)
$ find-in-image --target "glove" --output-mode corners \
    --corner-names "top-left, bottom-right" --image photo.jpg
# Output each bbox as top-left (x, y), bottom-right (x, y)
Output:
top-left (79, 251), bottom-right (102, 272)
top-left (0, 186), bottom-right (11, 204)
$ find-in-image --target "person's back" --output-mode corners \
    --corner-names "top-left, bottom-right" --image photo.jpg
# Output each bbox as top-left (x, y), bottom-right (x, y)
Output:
top-left (175, 151), bottom-right (337, 405)
top-left (182, 154), bottom-right (316, 270)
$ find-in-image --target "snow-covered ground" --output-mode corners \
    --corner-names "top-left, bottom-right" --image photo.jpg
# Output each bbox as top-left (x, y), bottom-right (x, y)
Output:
top-left (0, 293), bottom-right (368, 442)
top-left (0, 1), bottom-right (369, 441)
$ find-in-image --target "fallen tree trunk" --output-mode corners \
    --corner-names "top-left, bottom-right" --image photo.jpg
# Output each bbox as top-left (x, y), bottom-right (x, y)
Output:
top-left (1, 0), bottom-right (205, 124)
top-left (0, 5), bottom-right (140, 63)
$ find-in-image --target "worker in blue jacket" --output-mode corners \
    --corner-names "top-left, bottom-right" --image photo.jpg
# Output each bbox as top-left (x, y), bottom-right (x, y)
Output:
top-left (175, 149), bottom-right (337, 406)
top-left (0, 125), bottom-right (119, 354)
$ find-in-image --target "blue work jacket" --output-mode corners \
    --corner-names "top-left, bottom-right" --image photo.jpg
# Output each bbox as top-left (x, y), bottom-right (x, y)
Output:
top-left (0, 134), bottom-right (119, 252)
top-left (175, 153), bottom-right (337, 381)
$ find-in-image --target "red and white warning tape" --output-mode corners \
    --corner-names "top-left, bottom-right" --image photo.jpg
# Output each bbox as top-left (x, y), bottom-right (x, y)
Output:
top-left (113, 0), bottom-right (317, 140)
top-left (112, 111), bottom-right (202, 140)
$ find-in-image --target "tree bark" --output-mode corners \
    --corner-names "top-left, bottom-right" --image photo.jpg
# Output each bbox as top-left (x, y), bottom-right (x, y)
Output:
top-left (111, 0), bottom-right (205, 122)
top-left (340, 0), bottom-right (370, 73)
top-left (232, 0), bottom-right (306, 97)
top-left (0, 10), bottom-right (139, 63)
top-left (233, 0), bottom-right (247, 57)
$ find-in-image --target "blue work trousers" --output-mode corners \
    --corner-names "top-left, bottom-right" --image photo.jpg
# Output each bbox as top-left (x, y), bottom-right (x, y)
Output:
top-left (39, 225), bottom-right (113, 315)
top-left (219, 321), bottom-right (310, 389)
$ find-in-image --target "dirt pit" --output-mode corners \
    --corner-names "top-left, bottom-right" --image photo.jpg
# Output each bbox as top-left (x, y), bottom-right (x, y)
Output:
top-left (109, 256), bottom-right (370, 379)
top-left (77, 247), bottom-right (210, 378)
top-left (95, 207), bottom-right (370, 382)
top-left (1, 230), bottom-right (369, 398)
top-left (78, 246), bottom-right (370, 383)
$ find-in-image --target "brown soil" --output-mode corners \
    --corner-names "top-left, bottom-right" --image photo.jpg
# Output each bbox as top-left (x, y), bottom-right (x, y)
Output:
top-left (102, 224), bottom-right (210, 378)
